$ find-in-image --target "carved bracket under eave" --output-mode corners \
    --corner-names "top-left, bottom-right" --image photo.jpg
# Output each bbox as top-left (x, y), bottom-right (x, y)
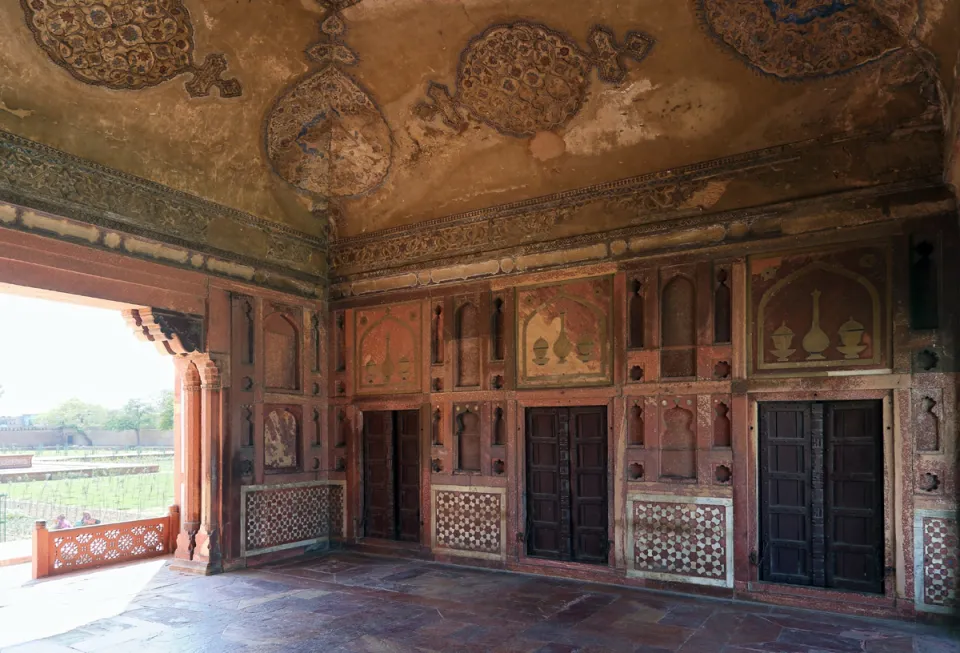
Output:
top-left (123, 307), bottom-right (205, 357)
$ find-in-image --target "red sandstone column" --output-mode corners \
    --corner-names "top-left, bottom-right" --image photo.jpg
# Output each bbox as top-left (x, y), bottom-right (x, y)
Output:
top-left (175, 363), bottom-right (202, 561)
top-left (194, 366), bottom-right (223, 570)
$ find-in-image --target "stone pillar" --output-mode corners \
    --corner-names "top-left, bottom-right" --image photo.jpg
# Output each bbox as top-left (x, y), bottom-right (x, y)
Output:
top-left (175, 363), bottom-right (202, 562)
top-left (193, 360), bottom-right (223, 571)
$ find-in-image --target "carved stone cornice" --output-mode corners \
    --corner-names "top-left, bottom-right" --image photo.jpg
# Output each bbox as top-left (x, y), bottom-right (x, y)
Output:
top-left (332, 181), bottom-right (956, 298)
top-left (331, 125), bottom-right (944, 278)
top-left (124, 308), bottom-right (205, 357)
top-left (0, 129), bottom-right (326, 284)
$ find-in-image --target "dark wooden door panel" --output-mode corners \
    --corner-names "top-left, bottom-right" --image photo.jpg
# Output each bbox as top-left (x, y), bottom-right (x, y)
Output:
top-left (759, 403), bottom-right (814, 586)
top-left (364, 411), bottom-right (395, 540)
top-left (759, 400), bottom-right (884, 595)
top-left (526, 406), bottom-right (608, 565)
top-left (825, 401), bottom-right (884, 594)
top-left (396, 410), bottom-right (421, 543)
top-left (526, 408), bottom-right (563, 559)
top-left (570, 407), bottom-right (608, 564)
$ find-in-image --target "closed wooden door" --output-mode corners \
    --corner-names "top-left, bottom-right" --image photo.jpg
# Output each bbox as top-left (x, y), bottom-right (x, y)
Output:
top-left (759, 400), bottom-right (884, 594)
top-left (525, 406), bottom-right (608, 565)
top-left (363, 411), bottom-right (395, 540)
top-left (395, 410), bottom-right (421, 543)
top-left (363, 410), bottom-right (421, 542)
top-left (570, 407), bottom-right (608, 563)
top-left (526, 408), bottom-right (565, 559)
top-left (759, 403), bottom-right (815, 586)
top-left (825, 402), bottom-right (884, 594)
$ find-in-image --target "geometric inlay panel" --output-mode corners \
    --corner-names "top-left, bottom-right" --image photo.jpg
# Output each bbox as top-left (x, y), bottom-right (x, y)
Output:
top-left (627, 494), bottom-right (733, 588)
top-left (432, 485), bottom-right (506, 561)
top-left (914, 510), bottom-right (959, 614)
top-left (242, 481), bottom-right (345, 557)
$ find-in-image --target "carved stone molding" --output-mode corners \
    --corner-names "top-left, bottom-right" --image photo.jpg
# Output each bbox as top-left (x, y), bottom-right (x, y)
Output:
top-left (124, 307), bottom-right (205, 357)
top-left (332, 182), bottom-right (954, 298)
top-left (331, 126), bottom-right (943, 277)
top-left (0, 129), bottom-right (326, 283)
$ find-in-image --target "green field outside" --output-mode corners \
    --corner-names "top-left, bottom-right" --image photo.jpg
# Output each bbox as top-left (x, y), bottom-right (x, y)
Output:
top-left (0, 457), bottom-right (174, 542)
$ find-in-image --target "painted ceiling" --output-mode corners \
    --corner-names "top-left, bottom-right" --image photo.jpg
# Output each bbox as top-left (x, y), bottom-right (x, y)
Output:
top-left (0, 0), bottom-right (957, 244)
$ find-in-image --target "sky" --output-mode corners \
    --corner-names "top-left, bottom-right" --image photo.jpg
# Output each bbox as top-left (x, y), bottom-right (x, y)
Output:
top-left (0, 293), bottom-right (174, 416)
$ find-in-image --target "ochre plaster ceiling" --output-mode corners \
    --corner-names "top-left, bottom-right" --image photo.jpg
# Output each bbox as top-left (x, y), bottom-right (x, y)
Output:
top-left (0, 0), bottom-right (957, 246)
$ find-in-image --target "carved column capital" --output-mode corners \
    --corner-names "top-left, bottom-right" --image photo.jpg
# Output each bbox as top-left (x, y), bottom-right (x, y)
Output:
top-left (123, 307), bottom-right (205, 357)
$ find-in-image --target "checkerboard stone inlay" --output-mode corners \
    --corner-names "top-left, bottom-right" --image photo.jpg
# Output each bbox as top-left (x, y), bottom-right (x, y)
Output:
top-left (632, 500), bottom-right (728, 582)
top-left (243, 482), bottom-right (344, 555)
top-left (434, 489), bottom-right (502, 555)
top-left (921, 515), bottom-right (958, 610)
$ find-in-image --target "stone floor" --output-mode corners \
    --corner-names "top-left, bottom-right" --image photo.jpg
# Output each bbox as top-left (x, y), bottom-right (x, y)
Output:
top-left (1, 552), bottom-right (957, 652)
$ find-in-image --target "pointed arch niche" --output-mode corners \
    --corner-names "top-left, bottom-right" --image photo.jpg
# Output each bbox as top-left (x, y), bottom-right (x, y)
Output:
top-left (753, 256), bottom-right (885, 373)
top-left (456, 301), bottom-right (481, 388)
top-left (661, 274), bottom-right (697, 378)
top-left (456, 406), bottom-right (482, 472)
top-left (264, 309), bottom-right (300, 391)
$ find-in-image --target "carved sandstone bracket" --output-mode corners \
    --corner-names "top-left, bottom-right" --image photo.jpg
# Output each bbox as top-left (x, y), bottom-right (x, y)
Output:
top-left (123, 308), bottom-right (205, 357)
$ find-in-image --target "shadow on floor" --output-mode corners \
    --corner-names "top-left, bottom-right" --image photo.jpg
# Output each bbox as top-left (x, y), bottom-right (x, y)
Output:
top-left (0, 552), bottom-right (957, 652)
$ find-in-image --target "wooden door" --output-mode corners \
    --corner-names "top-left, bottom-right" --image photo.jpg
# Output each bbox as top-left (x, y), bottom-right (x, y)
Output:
top-left (759, 403), bottom-right (815, 586)
top-left (759, 400), bottom-right (884, 594)
top-left (570, 407), bottom-right (608, 563)
top-left (526, 408), bottom-right (566, 559)
top-left (363, 411), bottom-right (395, 540)
top-left (825, 401), bottom-right (884, 594)
top-left (395, 410), bottom-right (421, 543)
top-left (525, 406), bottom-right (608, 565)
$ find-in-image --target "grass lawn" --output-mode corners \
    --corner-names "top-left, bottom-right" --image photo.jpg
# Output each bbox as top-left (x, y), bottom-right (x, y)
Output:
top-left (1, 459), bottom-right (174, 512)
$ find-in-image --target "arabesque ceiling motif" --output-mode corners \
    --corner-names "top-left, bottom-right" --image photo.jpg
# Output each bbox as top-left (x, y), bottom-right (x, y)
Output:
top-left (697, 0), bottom-right (903, 79)
top-left (20, 0), bottom-right (242, 97)
top-left (264, 4), bottom-right (391, 201)
top-left (417, 21), bottom-right (654, 137)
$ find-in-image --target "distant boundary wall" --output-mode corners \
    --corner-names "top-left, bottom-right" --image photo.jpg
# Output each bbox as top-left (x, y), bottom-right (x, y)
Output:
top-left (0, 429), bottom-right (173, 448)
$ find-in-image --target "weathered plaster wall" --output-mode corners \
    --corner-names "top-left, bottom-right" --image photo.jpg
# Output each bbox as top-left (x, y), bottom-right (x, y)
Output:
top-left (0, 0), bottom-right (324, 235)
top-left (0, 0), bottom-right (954, 245)
top-left (341, 0), bottom-right (939, 236)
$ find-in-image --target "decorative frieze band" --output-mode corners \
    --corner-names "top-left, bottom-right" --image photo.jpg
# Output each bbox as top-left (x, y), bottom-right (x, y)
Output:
top-left (0, 129), bottom-right (326, 286)
top-left (0, 202), bottom-right (324, 298)
top-left (331, 126), bottom-right (943, 278)
top-left (332, 186), bottom-right (954, 298)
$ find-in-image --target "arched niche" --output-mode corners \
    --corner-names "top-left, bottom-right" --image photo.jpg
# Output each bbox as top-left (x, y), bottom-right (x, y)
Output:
top-left (456, 302), bottom-right (481, 387)
top-left (264, 311), bottom-right (300, 391)
top-left (661, 275), bottom-right (696, 378)
top-left (756, 261), bottom-right (881, 370)
top-left (660, 401), bottom-right (696, 480)
top-left (456, 409), bottom-right (481, 472)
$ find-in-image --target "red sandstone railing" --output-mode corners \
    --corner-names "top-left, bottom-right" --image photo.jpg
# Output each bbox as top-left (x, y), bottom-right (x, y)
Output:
top-left (32, 505), bottom-right (179, 579)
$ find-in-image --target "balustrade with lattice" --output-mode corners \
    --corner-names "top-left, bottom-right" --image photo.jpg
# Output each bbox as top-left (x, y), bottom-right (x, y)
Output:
top-left (32, 505), bottom-right (179, 579)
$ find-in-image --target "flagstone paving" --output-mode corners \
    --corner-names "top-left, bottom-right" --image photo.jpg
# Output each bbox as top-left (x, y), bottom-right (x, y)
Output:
top-left (1, 553), bottom-right (957, 652)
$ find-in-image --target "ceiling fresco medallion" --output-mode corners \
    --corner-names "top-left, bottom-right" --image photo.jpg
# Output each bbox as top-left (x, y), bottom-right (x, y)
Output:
top-left (20, 0), bottom-right (242, 97)
top-left (697, 0), bottom-right (902, 79)
top-left (417, 21), bottom-right (655, 138)
top-left (263, 7), bottom-right (392, 200)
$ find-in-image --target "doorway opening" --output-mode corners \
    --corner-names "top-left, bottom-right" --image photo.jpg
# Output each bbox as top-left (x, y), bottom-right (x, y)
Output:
top-left (758, 400), bottom-right (885, 594)
top-left (0, 288), bottom-right (175, 563)
top-left (525, 406), bottom-right (609, 565)
top-left (362, 410), bottom-right (420, 543)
